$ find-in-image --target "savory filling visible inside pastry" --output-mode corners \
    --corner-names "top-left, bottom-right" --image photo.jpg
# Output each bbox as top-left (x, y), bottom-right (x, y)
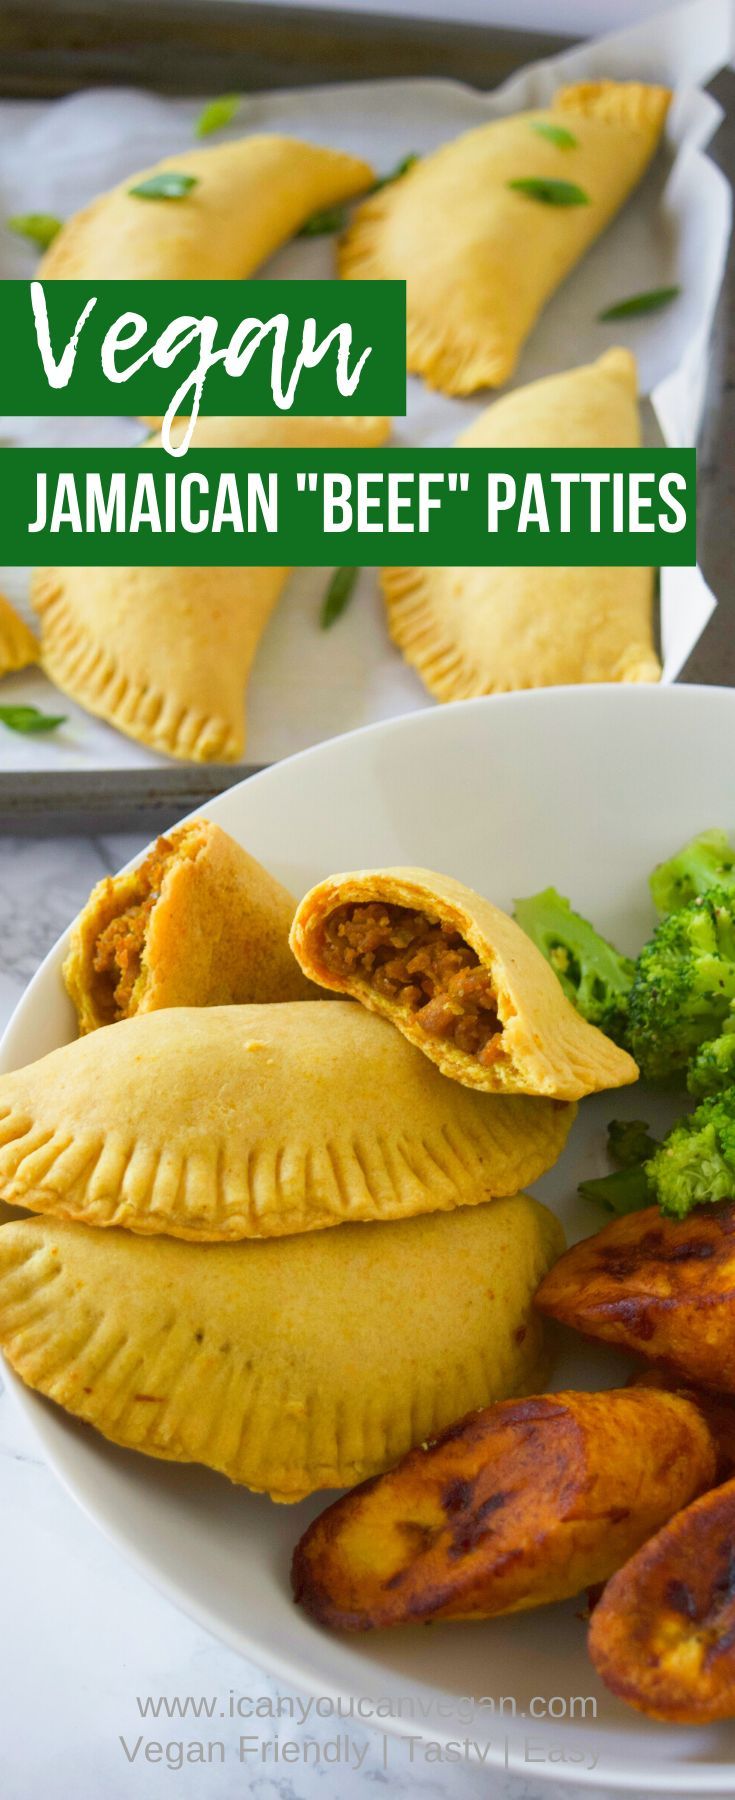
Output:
top-left (322, 902), bottom-right (503, 1063)
top-left (63, 816), bottom-right (312, 1033)
top-left (291, 866), bottom-right (639, 1100)
top-left (90, 835), bottom-right (180, 1023)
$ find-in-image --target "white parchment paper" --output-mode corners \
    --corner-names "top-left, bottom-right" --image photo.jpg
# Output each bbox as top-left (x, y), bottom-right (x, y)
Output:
top-left (0, 0), bottom-right (730, 772)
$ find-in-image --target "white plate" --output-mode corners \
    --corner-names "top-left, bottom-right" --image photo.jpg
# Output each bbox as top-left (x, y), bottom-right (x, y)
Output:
top-left (2, 684), bottom-right (733, 1791)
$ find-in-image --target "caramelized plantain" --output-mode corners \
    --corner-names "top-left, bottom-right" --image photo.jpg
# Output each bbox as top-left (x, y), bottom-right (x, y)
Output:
top-left (291, 1388), bottom-right (715, 1632)
top-left (589, 1476), bottom-right (735, 1722)
top-left (630, 1367), bottom-right (735, 1483)
top-left (536, 1201), bottom-right (735, 1394)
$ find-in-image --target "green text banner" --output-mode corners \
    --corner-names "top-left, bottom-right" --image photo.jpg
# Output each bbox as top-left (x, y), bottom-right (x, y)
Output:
top-left (0, 280), bottom-right (407, 416)
top-left (2, 447), bottom-right (696, 566)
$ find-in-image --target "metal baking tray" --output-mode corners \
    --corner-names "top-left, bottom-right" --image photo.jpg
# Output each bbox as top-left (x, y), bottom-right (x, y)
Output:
top-left (0, 1), bottom-right (731, 830)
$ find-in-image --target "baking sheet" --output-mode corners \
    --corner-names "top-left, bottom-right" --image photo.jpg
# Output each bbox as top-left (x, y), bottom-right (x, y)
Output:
top-left (0, 0), bottom-right (730, 774)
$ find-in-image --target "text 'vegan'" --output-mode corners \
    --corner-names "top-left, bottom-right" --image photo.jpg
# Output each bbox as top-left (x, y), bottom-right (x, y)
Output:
top-left (30, 281), bottom-right (371, 456)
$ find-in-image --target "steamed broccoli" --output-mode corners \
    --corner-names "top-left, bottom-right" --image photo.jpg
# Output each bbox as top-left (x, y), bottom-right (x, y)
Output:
top-left (687, 1016), bottom-right (735, 1098)
top-left (626, 887), bottom-right (735, 1084)
top-left (650, 829), bottom-right (735, 917)
top-left (607, 1118), bottom-right (659, 1166)
top-left (647, 1088), bottom-right (735, 1218)
top-left (513, 886), bottom-right (633, 1043)
top-left (583, 1091), bottom-right (735, 1221)
top-left (579, 1117), bottom-right (660, 1214)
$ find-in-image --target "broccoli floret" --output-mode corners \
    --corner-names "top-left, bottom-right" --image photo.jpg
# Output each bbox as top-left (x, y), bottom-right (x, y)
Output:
top-left (647, 1087), bottom-right (735, 1218)
top-left (650, 829), bottom-right (735, 916)
top-left (579, 1117), bottom-right (660, 1214)
top-left (626, 887), bottom-right (735, 1084)
top-left (687, 1015), bottom-right (735, 1098)
top-left (583, 1090), bottom-right (735, 1222)
top-left (607, 1118), bottom-right (659, 1166)
top-left (513, 886), bottom-right (633, 1044)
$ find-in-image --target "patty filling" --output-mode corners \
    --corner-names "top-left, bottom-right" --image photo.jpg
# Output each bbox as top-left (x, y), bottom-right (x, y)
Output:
top-left (92, 835), bottom-right (177, 1021)
top-left (321, 901), bottom-right (503, 1062)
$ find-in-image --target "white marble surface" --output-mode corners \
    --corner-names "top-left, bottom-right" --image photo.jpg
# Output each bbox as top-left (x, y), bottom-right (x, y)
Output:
top-left (0, 830), bottom-right (698, 1799)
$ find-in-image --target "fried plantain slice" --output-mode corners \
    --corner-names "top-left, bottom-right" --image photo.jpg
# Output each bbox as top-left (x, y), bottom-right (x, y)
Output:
top-left (630, 1367), bottom-right (735, 1483)
top-left (291, 1387), bottom-right (715, 1631)
top-left (589, 1477), bottom-right (735, 1722)
top-left (536, 1201), bottom-right (735, 1394)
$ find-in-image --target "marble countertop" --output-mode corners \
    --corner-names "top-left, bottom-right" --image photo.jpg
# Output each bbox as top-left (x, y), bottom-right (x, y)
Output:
top-left (0, 829), bottom-right (695, 1800)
